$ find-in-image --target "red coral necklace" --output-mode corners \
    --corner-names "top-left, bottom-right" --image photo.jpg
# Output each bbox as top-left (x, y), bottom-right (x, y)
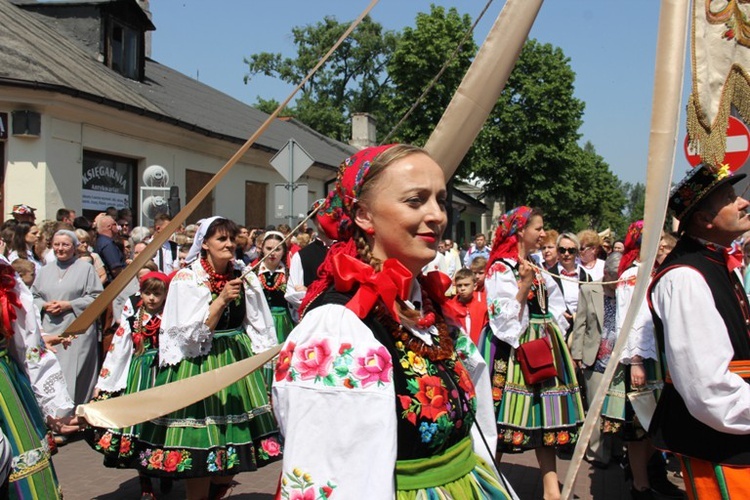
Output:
top-left (201, 258), bottom-right (232, 295)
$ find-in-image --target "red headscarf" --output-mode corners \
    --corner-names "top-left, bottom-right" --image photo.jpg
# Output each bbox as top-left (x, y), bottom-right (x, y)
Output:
top-left (487, 206), bottom-right (533, 273)
top-left (300, 145), bottom-right (397, 317)
top-left (618, 220), bottom-right (643, 277)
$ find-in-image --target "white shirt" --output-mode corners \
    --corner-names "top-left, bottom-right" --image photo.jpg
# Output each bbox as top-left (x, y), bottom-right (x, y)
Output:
top-left (616, 263), bottom-right (657, 363)
top-left (273, 282), bottom-right (498, 498)
top-left (651, 266), bottom-right (750, 434)
top-left (159, 259), bottom-right (277, 366)
top-left (486, 258), bottom-right (569, 348)
top-left (284, 252), bottom-right (305, 323)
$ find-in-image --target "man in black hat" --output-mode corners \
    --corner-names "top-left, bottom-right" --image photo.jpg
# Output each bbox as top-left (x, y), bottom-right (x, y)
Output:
top-left (9, 204), bottom-right (36, 224)
top-left (648, 163), bottom-right (750, 497)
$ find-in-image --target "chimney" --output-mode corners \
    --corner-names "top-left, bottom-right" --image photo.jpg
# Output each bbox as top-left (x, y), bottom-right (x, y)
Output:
top-left (349, 113), bottom-right (377, 150)
top-left (137, 0), bottom-right (152, 58)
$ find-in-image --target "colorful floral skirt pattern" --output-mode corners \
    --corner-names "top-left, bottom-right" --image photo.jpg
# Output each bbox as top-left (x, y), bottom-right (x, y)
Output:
top-left (601, 359), bottom-right (663, 441)
top-left (135, 329), bottom-right (282, 478)
top-left (0, 349), bottom-right (61, 499)
top-left (394, 438), bottom-right (509, 500)
top-left (84, 348), bottom-right (159, 468)
top-left (481, 314), bottom-right (585, 452)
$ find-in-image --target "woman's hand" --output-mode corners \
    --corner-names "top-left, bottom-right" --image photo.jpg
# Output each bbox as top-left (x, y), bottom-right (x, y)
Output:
top-left (515, 260), bottom-right (535, 302)
top-left (294, 284), bottom-right (307, 292)
top-left (43, 301), bottom-right (70, 315)
top-left (630, 363), bottom-right (646, 388)
top-left (217, 278), bottom-right (242, 305)
top-left (46, 415), bottom-right (81, 435)
top-left (43, 334), bottom-right (73, 352)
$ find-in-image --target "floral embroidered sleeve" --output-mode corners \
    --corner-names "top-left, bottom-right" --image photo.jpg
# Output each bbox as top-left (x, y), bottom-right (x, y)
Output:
top-left (486, 260), bottom-right (528, 348)
top-left (7, 277), bottom-right (74, 419)
top-left (159, 264), bottom-right (214, 366)
top-left (453, 332), bottom-right (498, 470)
top-left (96, 302), bottom-right (136, 393)
top-left (617, 265), bottom-right (658, 363)
top-left (272, 304), bottom-right (397, 499)
top-left (240, 268), bottom-right (278, 353)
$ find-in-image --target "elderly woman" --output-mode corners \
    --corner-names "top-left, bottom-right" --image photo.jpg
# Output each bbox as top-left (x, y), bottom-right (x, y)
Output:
top-left (540, 229), bottom-right (559, 271)
top-left (32, 230), bottom-right (103, 405)
top-left (74, 228), bottom-right (107, 284)
top-left (274, 145), bottom-right (509, 498)
top-left (135, 217), bottom-right (281, 500)
top-left (483, 206), bottom-right (584, 500)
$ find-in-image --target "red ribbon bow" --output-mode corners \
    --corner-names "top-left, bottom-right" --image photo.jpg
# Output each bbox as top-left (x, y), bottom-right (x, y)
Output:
top-left (726, 247), bottom-right (744, 274)
top-left (331, 253), bottom-right (412, 321)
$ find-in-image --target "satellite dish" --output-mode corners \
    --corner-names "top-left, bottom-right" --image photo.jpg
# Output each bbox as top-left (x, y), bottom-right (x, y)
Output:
top-left (142, 195), bottom-right (169, 219)
top-left (143, 165), bottom-right (169, 187)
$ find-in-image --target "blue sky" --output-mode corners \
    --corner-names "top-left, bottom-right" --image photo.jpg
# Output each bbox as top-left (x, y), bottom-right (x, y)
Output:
top-left (148, 1), bottom-right (693, 186)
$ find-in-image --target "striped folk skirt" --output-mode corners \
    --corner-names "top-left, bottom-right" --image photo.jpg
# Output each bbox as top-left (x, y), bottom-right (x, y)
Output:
top-left (482, 314), bottom-right (585, 452)
top-left (601, 359), bottom-right (663, 441)
top-left (0, 347), bottom-right (61, 499)
top-left (85, 347), bottom-right (159, 468)
top-left (135, 329), bottom-right (282, 478)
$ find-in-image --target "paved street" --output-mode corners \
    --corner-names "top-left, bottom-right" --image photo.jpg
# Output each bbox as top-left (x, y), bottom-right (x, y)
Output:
top-left (53, 435), bottom-right (685, 499)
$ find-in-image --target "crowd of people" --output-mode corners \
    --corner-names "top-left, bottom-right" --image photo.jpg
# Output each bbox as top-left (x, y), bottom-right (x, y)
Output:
top-left (1, 147), bottom-right (749, 499)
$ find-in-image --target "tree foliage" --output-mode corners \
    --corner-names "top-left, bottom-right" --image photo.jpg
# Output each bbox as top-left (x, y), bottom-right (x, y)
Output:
top-left (244, 16), bottom-right (397, 142)
top-left (466, 40), bottom-right (626, 231)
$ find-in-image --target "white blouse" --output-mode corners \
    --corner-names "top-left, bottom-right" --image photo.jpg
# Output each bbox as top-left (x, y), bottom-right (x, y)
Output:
top-left (486, 258), bottom-right (569, 348)
top-left (651, 266), bottom-right (750, 434)
top-left (272, 285), bottom-right (498, 498)
top-left (96, 299), bottom-right (159, 393)
top-left (4, 267), bottom-right (74, 419)
top-left (616, 263), bottom-right (658, 363)
top-left (159, 259), bottom-right (277, 366)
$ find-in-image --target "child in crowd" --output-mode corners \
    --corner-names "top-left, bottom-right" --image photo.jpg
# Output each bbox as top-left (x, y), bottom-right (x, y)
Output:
top-left (470, 256), bottom-right (487, 302)
top-left (449, 268), bottom-right (489, 345)
top-left (86, 271), bottom-right (172, 499)
top-left (10, 258), bottom-right (35, 287)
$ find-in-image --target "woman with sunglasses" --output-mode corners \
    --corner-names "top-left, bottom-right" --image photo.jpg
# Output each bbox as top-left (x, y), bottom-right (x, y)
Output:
top-left (577, 229), bottom-right (606, 281)
top-left (548, 233), bottom-right (592, 337)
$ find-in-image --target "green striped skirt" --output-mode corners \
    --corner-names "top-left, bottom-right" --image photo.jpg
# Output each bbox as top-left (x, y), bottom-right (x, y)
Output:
top-left (484, 314), bottom-right (585, 452)
top-left (0, 348), bottom-right (61, 499)
top-left (395, 437), bottom-right (510, 499)
top-left (85, 348), bottom-right (159, 468)
top-left (264, 307), bottom-right (294, 388)
top-left (601, 359), bottom-right (663, 441)
top-left (135, 329), bottom-right (282, 478)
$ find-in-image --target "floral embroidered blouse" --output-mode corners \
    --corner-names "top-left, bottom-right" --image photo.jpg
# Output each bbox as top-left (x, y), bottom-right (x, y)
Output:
top-left (272, 281), bottom-right (498, 499)
top-left (96, 297), bottom-right (162, 393)
top-left (159, 259), bottom-right (277, 366)
top-left (0, 261), bottom-right (74, 419)
top-left (485, 258), bottom-right (569, 348)
top-left (616, 263), bottom-right (658, 363)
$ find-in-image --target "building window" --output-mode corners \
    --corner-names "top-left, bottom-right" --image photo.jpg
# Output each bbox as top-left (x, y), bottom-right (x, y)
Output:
top-left (108, 20), bottom-right (140, 79)
top-left (82, 151), bottom-right (136, 222)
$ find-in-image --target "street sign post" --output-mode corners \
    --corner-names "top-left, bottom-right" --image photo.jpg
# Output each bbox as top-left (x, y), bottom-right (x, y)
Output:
top-left (684, 115), bottom-right (750, 171)
top-left (274, 183), bottom-right (308, 219)
top-left (270, 139), bottom-right (314, 225)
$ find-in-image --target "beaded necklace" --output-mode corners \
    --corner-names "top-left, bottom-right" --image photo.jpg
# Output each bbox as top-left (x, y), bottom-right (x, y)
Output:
top-left (200, 258), bottom-right (232, 295)
top-left (260, 270), bottom-right (286, 292)
top-left (379, 291), bottom-right (454, 362)
top-left (132, 307), bottom-right (161, 349)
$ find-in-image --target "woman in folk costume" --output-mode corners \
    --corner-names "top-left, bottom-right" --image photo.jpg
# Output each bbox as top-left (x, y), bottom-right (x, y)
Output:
top-left (0, 258), bottom-right (78, 498)
top-left (86, 271), bottom-right (172, 499)
top-left (481, 206), bottom-right (584, 500)
top-left (135, 217), bottom-right (282, 500)
top-left (600, 221), bottom-right (681, 500)
top-left (254, 231), bottom-right (294, 342)
top-left (273, 144), bottom-right (511, 499)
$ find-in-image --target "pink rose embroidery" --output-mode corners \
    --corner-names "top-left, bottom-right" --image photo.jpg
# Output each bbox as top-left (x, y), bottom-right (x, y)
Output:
top-left (354, 346), bottom-right (393, 387)
top-left (290, 489), bottom-right (316, 500)
top-left (293, 339), bottom-right (333, 380)
top-left (261, 438), bottom-right (281, 457)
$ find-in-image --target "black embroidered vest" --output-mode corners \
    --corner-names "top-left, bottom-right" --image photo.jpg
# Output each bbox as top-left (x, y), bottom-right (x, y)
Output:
top-left (648, 237), bottom-right (750, 464)
top-left (299, 240), bottom-right (328, 287)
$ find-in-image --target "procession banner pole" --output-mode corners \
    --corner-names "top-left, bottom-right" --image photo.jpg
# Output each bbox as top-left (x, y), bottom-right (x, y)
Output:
top-left (560, 1), bottom-right (690, 497)
top-left (64, 0), bottom-right (379, 336)
top-left (424, 0), bottom-right (544, 178)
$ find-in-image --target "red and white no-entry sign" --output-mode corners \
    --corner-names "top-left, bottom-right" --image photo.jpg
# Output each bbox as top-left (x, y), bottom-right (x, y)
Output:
top-left (684, 115), bottom-right (750, 171)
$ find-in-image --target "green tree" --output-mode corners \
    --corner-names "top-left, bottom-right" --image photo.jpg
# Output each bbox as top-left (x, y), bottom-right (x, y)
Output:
top-left (244, 16), bottom-right (397, 142)
top-left (466, 39), bottom-right (625, 231)
top-left (622, 181), bottom-right (646, 222)
top-left (383, 5), bottom-right (477, 145)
